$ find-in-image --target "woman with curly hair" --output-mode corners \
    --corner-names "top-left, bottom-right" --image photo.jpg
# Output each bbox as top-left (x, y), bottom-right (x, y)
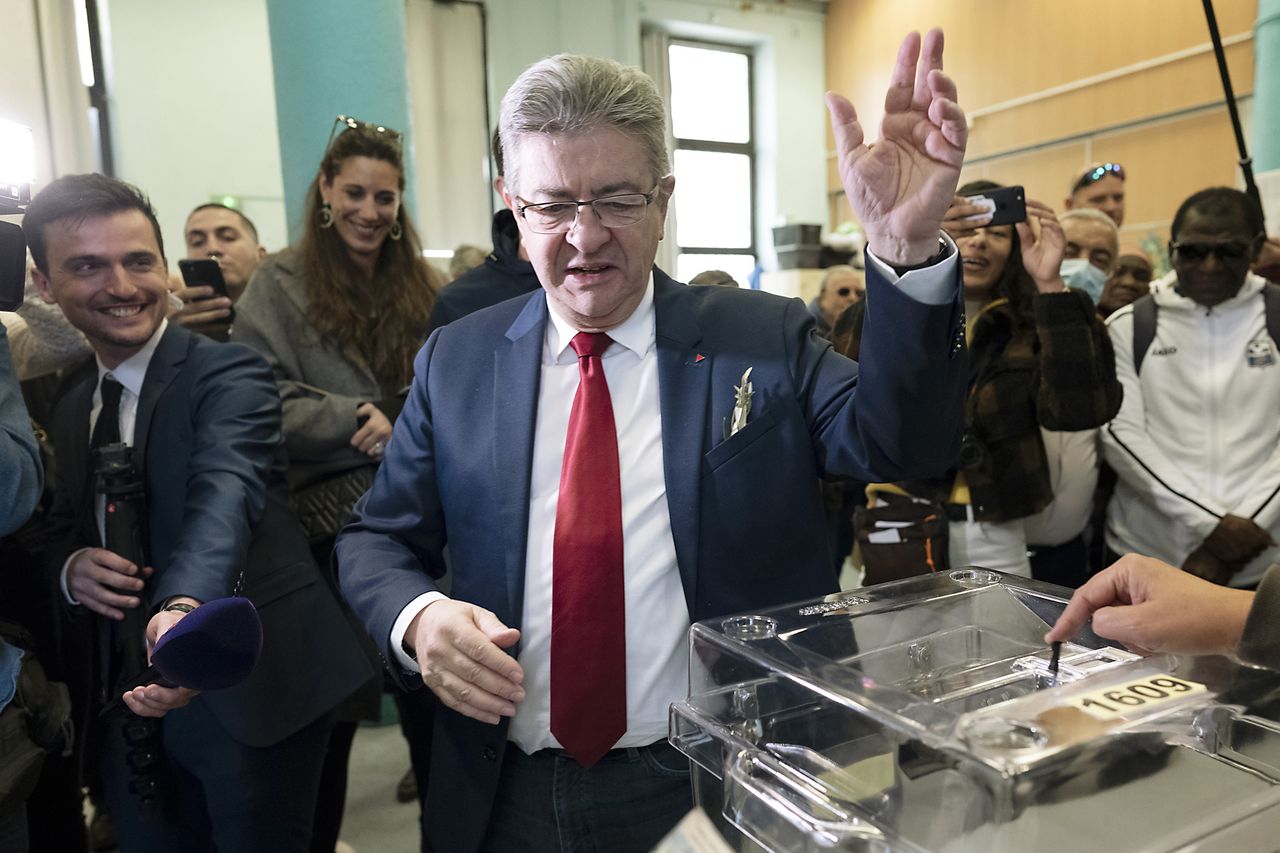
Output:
top-left (232, 117), bottom-right (443, 852)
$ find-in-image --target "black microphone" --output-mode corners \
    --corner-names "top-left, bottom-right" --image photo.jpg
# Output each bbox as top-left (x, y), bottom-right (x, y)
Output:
top-left (100, 596), bottom-right (263, 717)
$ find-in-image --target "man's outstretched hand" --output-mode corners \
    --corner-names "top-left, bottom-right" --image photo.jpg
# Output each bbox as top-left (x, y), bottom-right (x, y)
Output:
top-left (826, 28), bottom-right (967, 266)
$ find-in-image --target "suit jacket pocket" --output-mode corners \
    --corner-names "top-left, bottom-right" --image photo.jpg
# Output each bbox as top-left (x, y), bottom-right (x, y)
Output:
top-left (703, 405), bottom-right (780, 473)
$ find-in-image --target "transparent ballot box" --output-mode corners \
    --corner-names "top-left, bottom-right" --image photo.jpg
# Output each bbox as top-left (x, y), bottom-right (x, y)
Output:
top-left (670, 569), bottom-right (1280, 852)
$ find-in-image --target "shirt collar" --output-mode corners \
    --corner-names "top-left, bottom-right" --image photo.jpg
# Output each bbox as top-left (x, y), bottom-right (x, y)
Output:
top-left (544, 273), bottom-right (655, 362)
top-left (96, 318), bottom-right (168, 397)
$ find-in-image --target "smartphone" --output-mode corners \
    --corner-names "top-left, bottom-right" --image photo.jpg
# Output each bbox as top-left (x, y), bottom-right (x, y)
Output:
top-left (964, 185), bottom-right (1026, 227)
top-left (178, 258), bottom-right (229, 298)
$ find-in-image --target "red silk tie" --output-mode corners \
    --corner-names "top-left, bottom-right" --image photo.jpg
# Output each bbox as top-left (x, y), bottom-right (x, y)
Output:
top-left (550, 332), bottom-right (626, 767)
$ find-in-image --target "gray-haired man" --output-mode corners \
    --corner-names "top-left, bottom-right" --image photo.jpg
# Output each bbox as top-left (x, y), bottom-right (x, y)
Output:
top-left (338, 31), bottom-right (971, 851)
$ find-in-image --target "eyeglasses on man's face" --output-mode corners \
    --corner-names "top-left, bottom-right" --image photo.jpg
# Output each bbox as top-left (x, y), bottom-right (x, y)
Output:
top-left (1170, 239), bottom-right (1256, 265)
top-left (1073, 162), bottom-right (1125, 194)
top-left (325, 114), bottom-right (403, 152)
top-left (515, 186), bottom-right (661, 234)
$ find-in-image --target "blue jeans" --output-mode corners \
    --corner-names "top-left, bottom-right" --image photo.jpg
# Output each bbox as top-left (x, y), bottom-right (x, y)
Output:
top-left (479, 741), bottom-right (693, 852)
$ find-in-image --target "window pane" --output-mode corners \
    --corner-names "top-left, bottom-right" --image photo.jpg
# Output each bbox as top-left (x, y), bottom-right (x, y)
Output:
top-left (673, 150), bottom-right (752, 249)
top-left (668, 44), bottom-right (750, 144)
top-left (676, 253), bottom-right (757, 288)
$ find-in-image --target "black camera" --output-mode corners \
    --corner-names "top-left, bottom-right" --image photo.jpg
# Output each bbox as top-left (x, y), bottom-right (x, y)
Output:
top-left (1, 118), bottom-right (35, 311)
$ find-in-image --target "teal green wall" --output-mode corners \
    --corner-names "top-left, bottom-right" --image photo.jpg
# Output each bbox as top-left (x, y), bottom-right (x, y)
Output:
top-left (1257, 0), bottom-right (1280, 171)
top-left (265, 0), bottom-right (415, 242)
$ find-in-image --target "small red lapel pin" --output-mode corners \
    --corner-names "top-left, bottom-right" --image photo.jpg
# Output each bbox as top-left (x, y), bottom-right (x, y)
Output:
top-left (694, 353), bottom-right (705, 363)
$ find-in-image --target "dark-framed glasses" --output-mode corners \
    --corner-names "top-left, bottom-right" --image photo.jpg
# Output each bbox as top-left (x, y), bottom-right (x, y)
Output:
top-left (1072, 162), bottom-right (1125, 193)
top-left (1170, 240), bottom-right (1255, 264)
top-left (516, 186), bottom-right (662, 234)
top-left (326, 114), bottom-right (403, 152)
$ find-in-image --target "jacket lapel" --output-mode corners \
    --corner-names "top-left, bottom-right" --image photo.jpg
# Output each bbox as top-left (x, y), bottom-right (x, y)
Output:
top-left (493, 294), bottom-right (547, 629)
top-left (133, 325), bottom-right (190, 463)
top-left (653, 271), bottom-right (708, 611)
top-left (62, 361), bottom-right (97, 544)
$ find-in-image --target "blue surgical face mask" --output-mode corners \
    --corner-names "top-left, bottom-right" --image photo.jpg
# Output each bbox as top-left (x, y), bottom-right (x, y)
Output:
top-left (1060, 257), bottom-right (1107, 304)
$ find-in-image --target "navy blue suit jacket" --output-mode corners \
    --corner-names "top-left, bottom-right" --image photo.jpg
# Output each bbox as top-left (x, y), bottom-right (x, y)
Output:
top-left (46, 325), bottom-right (372, 749)
top-left (337, 265), bottom-right (966, 850)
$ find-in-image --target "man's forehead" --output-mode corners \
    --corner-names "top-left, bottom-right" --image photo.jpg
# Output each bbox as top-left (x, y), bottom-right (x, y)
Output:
top-left (1078, 176), bottom-right (1123, 199)
top-left (1179, 206), bottom-right (1252, 238)
top-left (186, 207), bottom-right (247, 235)
top-left (513, 130), bottom-right (652, 195)
top-left (47, 209), bottom-right (161, 258)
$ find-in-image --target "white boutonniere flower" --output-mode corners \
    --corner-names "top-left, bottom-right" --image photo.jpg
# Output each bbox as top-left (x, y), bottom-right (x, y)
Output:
top-left (729, 367), bottom-right (753, 437)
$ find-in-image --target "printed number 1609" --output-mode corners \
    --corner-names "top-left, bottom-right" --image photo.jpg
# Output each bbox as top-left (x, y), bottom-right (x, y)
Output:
top-left (1074, 675), bottom-right (1206, 720)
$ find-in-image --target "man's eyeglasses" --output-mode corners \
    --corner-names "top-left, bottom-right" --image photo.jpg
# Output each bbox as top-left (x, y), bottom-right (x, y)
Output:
top-left (516, 187), bottom-right (662, 234)
top-left (1170, 240), bottom-right (1255, 264)
top-left (326, 114), bottom-right (403, 152)
top-left (1072, 162), bottom-right (1124, 194)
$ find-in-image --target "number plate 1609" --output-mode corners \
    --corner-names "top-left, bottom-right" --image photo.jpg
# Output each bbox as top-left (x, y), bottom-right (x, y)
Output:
top-left (1072, 675), bottom-right (1207, 720)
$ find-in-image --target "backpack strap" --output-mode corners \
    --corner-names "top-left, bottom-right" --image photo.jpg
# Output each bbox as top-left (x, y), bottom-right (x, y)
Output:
top-left (1131, 293), bottom-right (1157, 374)
top-left (1264, 282), bottom-right (1280, 349)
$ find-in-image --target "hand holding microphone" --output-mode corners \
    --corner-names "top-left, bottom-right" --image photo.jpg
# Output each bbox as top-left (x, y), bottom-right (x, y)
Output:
top-left (102, 596), bottom-right (264, 718)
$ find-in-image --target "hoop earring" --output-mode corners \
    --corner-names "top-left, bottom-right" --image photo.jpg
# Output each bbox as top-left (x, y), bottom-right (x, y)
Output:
top-left (318, 202), bottom-right (334, 229)
top-left (389, 221), bottom-right (403, 241)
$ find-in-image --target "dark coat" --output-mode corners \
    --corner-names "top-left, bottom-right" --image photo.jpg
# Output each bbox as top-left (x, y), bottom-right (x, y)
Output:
top-left (426, 209), bottom-right (540, 335)
top-left (44, 325), bottom-right (373, 749)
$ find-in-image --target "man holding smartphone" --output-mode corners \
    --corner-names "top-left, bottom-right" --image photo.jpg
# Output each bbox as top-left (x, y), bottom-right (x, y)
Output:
top-left (174, 203), bottom-right (267, 338)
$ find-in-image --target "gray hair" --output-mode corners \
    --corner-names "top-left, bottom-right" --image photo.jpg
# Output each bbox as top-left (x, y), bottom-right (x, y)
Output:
top-left (820, 264), bottom-right (860, 292)
top-left (499, 54), bottom-right (670, 195)
top-left (1061, 207), bottom-right (1120, 245)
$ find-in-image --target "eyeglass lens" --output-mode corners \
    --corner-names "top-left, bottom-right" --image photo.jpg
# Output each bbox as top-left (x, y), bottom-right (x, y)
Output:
top-left (521, 194), bottom-right (650, 233)
top-left (1174, 242), bottom-right (1250, 263)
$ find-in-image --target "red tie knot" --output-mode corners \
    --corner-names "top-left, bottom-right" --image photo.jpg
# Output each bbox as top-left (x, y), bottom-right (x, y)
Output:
top-left (570, 331), bottom-right (612, 360)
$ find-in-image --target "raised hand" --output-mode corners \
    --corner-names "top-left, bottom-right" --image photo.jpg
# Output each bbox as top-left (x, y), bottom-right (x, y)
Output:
top-left (1016, 200), bottom-right (1067, 293)
top-left (826, 28), bottom-right (968, 266)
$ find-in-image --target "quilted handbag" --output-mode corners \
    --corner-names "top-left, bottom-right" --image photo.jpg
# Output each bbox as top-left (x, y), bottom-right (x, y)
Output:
top-left (292, 464), bottom-right (377, 544)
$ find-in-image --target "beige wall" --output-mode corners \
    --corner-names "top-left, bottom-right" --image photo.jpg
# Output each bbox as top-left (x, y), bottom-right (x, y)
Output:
top-left (825, 0), bottom-right (1257, 246)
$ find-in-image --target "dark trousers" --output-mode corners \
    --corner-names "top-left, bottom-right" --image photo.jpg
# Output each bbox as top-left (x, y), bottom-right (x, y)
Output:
top-left (99, 698), bottom-right (333, 853)
top-left (1029, 534), bottom-right (1089, 589)
top-left (479, 741), bottom-right (693, 853)
top-left (394, 687), bottom-right (436, 845)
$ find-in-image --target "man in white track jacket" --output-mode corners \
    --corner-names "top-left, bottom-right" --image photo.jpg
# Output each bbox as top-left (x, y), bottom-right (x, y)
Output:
top-left (1103, 187), bottom-right (1280, 589)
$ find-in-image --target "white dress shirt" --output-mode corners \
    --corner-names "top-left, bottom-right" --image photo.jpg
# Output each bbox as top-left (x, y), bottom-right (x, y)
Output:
top-left (61, 319), bottom-right (168, 604)
top-left (390, 248), bottom-right (957, 753)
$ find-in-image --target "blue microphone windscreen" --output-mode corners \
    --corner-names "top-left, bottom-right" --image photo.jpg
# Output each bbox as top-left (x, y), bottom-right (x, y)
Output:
top-left (151, 597), bottom-right (263, 690)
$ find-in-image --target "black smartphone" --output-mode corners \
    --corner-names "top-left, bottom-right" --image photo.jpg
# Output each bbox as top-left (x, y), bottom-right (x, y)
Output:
top-left (178, 258), bottom-right (229, 298)
top-left (964, 185), bottom-right (1026, 227)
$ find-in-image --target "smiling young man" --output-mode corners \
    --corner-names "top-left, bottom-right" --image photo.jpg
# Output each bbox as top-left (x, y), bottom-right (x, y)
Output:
top-left (1103, 187), bottom-right (1280, 590)
top-left (25, 174), bottom-right (371, 852)
top-left (337, 34), bottom-right (970, 852)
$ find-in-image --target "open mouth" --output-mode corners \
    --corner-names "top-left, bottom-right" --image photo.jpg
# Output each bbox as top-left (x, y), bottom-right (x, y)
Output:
top-left (567, 264), bottom-right (612, 276)
top-left (961, 256), bottom-right (989, 271)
